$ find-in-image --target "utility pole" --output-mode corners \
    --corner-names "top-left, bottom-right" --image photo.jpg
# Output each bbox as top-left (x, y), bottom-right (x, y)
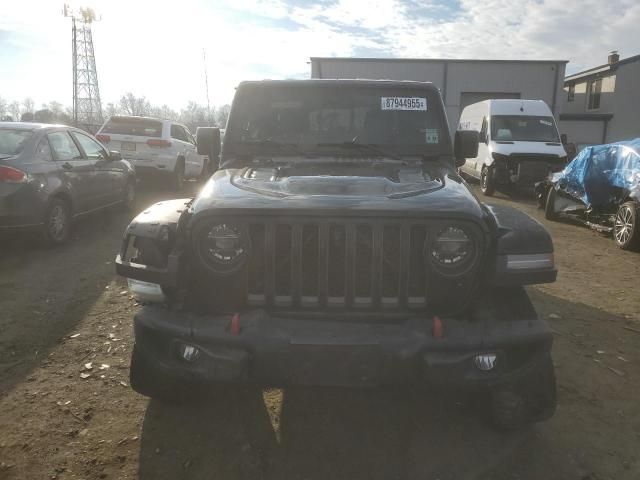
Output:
top-left (203, 48), bottom-right (212, 125)
top-left (64, 4), bottom-right (103, 132)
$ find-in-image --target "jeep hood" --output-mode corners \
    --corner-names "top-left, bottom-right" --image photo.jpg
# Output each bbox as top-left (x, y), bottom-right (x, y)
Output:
top-left (190, 164), bottom-right (485, 220)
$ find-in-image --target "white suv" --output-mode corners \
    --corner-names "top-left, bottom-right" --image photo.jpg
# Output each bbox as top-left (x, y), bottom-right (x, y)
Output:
top-left (96, 116), bottom-right (208, 190)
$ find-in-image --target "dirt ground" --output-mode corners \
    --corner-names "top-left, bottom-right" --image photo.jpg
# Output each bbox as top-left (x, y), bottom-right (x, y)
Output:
top-left (0, 180), bottom-right (639, 480)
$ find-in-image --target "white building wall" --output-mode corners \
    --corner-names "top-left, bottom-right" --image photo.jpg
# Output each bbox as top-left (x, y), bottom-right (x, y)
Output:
top-left (608, 61), bottom-right (640, 142)
top-left (311, 58), bottom-right (566, 135)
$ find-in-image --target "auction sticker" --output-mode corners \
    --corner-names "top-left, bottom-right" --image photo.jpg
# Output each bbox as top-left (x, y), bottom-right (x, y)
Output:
top-left (424, 129), bottom-right (439, 144)
top-left (381, 97), bottom-right (427, 111)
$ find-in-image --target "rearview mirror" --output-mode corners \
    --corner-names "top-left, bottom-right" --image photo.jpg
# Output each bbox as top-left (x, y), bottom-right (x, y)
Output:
top-left (196, 127), bottom-right (221, 157)
top-left (560, 133), bottom-right (568, 145)
top-left (109, 150), bottom-right (122, 161)
top-left (454, 130), bottom-right (479, 167)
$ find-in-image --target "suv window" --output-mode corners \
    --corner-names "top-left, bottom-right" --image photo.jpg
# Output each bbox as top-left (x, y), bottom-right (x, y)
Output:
top-left (101, 117), bottom-right (163, 137)
top-left (35, 138), bottom-right (53, 161)
top-left (72, 132), bottom-right (109, 160)
top-left (48, 132), bottom-right (83, 161)
top-left (170, 125), bottom-right (190, 143)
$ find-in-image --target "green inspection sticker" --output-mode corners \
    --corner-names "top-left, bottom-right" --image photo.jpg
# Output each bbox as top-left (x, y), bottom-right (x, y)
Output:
top-left (425, 129), bottom-right (439, 144)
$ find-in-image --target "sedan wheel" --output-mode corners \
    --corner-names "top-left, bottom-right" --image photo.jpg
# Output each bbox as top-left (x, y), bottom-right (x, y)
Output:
top-left (613, 202), bottom-right (640, 250)
top-left (43, 199), bottom-right (71, 245)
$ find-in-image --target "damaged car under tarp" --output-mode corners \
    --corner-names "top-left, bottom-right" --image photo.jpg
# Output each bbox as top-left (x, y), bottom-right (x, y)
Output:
top-left (537, 138), bottom-right (640, 250)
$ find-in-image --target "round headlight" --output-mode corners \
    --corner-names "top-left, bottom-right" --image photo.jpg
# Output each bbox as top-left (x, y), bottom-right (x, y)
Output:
top-left (429, 226), bottom-right (476, 274)
top-left (196, 222), bottom-right (249, 274)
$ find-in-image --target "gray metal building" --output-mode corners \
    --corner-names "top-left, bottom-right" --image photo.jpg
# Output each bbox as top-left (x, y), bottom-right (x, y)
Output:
top-left (559, 52), bottom-right (640, 147)
top-left (310, 57), bottom-right (567, 134)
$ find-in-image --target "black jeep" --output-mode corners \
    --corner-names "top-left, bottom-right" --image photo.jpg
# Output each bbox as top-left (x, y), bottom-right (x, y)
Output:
top-left (116, 80), bottom-right (558, 430)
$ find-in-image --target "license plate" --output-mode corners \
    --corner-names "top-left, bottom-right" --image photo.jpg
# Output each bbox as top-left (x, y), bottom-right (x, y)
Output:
top-left (120, 142), bottom-right (136, 151)
top-left (381, 96), bottom-right (427, 111)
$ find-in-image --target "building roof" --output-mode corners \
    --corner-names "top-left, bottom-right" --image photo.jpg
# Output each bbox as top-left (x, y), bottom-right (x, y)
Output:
top-left (238, 78), bottom-right (438, 89)
top-left (310, 56), bottom-right (568, 64)
top-left (565, 53), bottom-right (640, 83)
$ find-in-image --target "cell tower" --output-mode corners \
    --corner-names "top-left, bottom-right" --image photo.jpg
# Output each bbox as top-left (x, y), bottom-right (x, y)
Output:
top-left (64, 4), bottom-right (103, 132)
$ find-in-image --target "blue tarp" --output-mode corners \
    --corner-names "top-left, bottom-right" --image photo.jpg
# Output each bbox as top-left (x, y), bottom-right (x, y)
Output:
top-left (553, 138), bottom-right (640, 208)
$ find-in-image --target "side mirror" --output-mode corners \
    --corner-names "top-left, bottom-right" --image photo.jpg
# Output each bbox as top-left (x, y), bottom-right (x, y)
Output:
top-left (454, 130), bottom-right (479, 167)
top-left (196, 127), bottom-right (221, 157)
top-left (560, 133), bottom-right (568, 145)
top-left (109, 150), bottom-right (122, 161)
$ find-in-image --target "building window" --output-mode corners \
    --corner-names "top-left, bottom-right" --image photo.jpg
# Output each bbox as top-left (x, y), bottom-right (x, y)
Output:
top-left (587, 78), bottom-right (602, 110)
top-left (567, 84), bottom-right (575, 102)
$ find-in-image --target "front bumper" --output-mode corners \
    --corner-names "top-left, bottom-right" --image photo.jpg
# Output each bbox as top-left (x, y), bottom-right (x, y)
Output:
top-left (132, 295), bottom-right (553, 389)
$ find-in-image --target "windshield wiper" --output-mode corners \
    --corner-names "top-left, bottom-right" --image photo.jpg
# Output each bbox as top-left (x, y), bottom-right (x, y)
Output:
top-left (237, 139), bottom-right (314, 158)
top-left (317, 141), bottom-right (403, 161)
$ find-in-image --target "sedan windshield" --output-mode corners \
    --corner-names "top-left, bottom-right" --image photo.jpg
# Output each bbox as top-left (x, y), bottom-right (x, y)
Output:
top-left (224, 84), bottom-right (449, 159)
top-left (490, 115), bottom-right (560, 142)
top-left (0, 129), bottom-right (33, 157)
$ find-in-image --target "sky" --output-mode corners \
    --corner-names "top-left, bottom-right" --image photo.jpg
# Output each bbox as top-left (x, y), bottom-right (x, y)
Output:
top-left (1, 0), bottom-right (639, 111)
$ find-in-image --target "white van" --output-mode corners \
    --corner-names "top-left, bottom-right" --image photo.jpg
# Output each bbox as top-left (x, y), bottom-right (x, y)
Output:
top-left (457, 99), bottom-right (567, 196)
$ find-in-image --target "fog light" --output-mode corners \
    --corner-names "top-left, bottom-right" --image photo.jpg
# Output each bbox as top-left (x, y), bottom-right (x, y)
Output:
top-left (127, 278), bottom-right (165, 303)
top-left (178, 344), bottom-right (200, 362)
top-left (474, 353), bottom-right (497, 371)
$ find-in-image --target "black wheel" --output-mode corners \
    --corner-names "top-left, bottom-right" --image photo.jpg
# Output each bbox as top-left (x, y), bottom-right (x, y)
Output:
top-left (485, 356), bottom-right (557, 431)
top-left (480, 165), bottom-right (495, 196)
top-left (613, 201), bottom-right (640, 250)
top-left (42, 198), bottom-right (71, 245)
top-left (171, 159), bottom-right (185, 191)
top-left (120, 180), bottom-right (136, 211)
top-left (544, 188), bottom-right (558, 221)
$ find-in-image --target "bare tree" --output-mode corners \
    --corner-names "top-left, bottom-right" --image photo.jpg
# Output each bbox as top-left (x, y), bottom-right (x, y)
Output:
top-left (150, 104), bottom-right (179, 121)
top-left (22, 97), bottom-right (35, 115)
top-left (215, 104), bottom-right (231, 128)
top-left (104, 102), bottom-right (122, 119)
top-left (0, 97), bottom-right (7, 118)
top-left (9, 101), bottom-right (21, 121)
top-left (119, 93), bottom-right (151, 117)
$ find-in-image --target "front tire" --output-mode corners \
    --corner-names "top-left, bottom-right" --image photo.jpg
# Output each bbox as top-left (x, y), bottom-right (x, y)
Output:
top-left (544, 188), bottom-right (558, 221)
top-left (42, 198), bottom-right (71, 245)
top-left (486, 356), bottom-right (557, 431)
top-left (480, 166), bottom-right (495, 196)
top-left (130, 347), bottom-right (186, 404)
top-left (613, 201), bottom-right (640, 250)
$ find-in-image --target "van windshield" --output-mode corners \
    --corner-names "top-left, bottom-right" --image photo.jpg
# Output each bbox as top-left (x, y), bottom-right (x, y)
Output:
top-left (490, 115), bottom-right (560, 142)
top-left (224, 84), bottom-right (450, 161)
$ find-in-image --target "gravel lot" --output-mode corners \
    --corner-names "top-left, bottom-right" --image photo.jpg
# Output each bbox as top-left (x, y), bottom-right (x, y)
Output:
top-left (0, 180), bottom-right (638, 480)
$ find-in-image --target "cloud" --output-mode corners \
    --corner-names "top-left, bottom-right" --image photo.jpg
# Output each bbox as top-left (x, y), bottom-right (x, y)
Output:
top-left (0, 0), bottom-right (638, 109)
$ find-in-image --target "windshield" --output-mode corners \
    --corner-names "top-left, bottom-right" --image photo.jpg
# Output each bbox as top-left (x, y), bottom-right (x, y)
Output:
top-left (490, 115), bottom-right (560, 142)
top-left (224, 84), bottom-right (449, 160)
top-left (0, 129), bottom-right (33, 157)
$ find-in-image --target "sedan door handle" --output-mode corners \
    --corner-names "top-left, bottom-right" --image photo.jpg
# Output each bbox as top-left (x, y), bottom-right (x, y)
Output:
top-left (62, 162), bottom-right (73, 170)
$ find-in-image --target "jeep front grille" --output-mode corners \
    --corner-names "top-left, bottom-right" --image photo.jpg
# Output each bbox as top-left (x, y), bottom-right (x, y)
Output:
top-left (245, 219), bottom-right (435, 310)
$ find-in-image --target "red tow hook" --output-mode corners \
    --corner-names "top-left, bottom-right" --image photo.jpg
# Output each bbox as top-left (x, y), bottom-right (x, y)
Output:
top-left (432, 315), bottom-right (443, 339)
top-left (228, 313), bottom-right (241, 335)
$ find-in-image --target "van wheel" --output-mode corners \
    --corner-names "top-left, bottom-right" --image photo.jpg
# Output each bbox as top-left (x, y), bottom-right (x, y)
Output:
top-left (171, 160), bottom-right (185, 191)
top-left (545, 188), bottom-right (558, 221)
top-left (613, 201), bottom-right (640, 251)
top-left (480, 166), bottom-right (495, 196)
top-left (43, 198), bottom-right (71, 245)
